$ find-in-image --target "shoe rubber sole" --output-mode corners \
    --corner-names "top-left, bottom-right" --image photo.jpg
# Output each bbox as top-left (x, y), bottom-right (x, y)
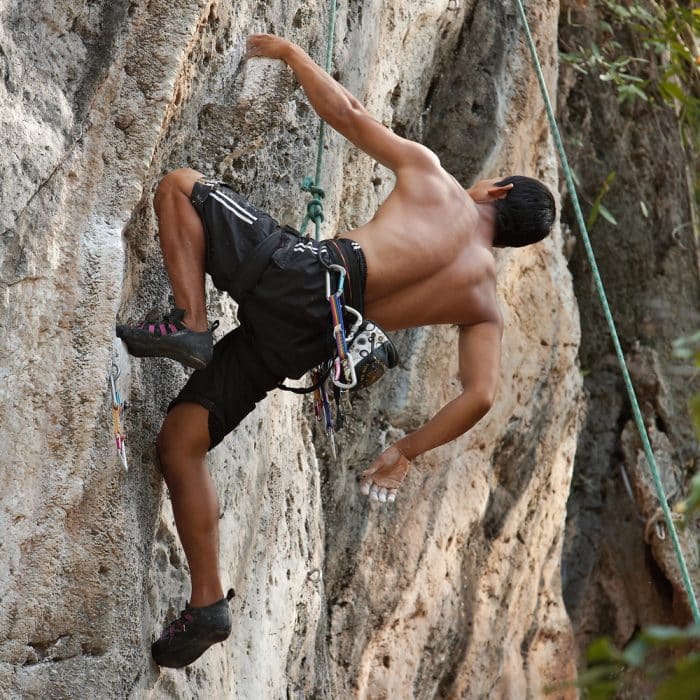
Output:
top-left (151, 626), bottom-right (231, 668)
top-left (117, 328), bottom-right (212, 370)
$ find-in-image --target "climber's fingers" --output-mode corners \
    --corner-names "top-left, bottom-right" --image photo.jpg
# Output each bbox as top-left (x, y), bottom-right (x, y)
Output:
top-left (245, 34), bottom-right (294, 61)
top-left (359, 444), bottom-right (410, 504)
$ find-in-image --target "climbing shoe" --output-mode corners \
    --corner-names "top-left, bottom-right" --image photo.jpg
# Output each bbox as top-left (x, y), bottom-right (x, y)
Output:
top-left (349, 320), bottom-right (399, 390)
top-left (151, 591), bottom-right (234, 668)
top-left (116, 308), bottom-right (217, 370)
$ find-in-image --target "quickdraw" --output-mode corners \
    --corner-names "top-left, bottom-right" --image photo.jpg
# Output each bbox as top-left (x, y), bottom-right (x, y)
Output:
top-left (294, 0), bottom-right (395, 457)
top-left (109, 363), bottom-right (128, 471)
top-left (279, 246), bottom-right (398, 456)
top-left (311, 259), bottom-right (363, 457)
top-left (324, 262), bottom-right (362, 390)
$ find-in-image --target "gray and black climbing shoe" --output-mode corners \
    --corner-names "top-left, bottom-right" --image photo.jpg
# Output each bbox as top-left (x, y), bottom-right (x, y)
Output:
top-left (116, 308), bottom-right (217, 370)
top-left (151, 590), bottom-right (234, 668)
top-left (350, 320), bottom-right (399, 390)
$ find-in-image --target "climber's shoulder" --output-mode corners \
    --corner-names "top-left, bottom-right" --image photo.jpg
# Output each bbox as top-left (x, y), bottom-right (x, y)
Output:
top-left (339, 107), bottom-right (441, 175)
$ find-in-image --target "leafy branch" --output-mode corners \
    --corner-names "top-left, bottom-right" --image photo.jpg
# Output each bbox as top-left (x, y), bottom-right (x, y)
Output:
top-left (561, 1), bottom-right (700, 148)
top-left (550, 625), bottom-right (700, 699)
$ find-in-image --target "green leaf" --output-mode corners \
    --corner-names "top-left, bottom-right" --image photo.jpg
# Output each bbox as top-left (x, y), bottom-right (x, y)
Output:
top-left (560, 51), bottom-right (584, 63)
top-left (586, 172), bottom-right (617, 229)
top-left (574, 664), bottom-right (624, 700)
top-left (659, 81), bottom-right (686, 102)
top-left (622, 638), bottom-right (649, 667)
top-left (617, 83), bottom-right (649, 103)
top-left (654, 654), bottom-right (700, 700)
top-left (598, 204), bottom-right (618, 226)
top-left (641, 624), bottom-right (700, 646)
top-left (613, 6), bottom-right (631, 20)
top-left (587, 681), bottom-right (621, 700)
top-left (640, 201), bottom-right (649, 218)
top-left (587, 637), bottom-right (625, 664)
top-left (672, 331), bottom-right (700, 356)
top-left (680, 472), bottom-right (700, 515)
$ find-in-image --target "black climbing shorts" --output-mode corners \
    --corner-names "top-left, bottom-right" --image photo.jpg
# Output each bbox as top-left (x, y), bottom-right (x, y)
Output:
top-left (168, 179), bottom-right (367, 449)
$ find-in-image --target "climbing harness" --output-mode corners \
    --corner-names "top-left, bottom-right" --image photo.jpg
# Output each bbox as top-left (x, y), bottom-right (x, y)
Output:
top-left (109, 363), bottom-right (129, 471)
top-left (288, 0), bottom-right (398, 453)
top-left (514, 0), bottom-right (699, 620)
top-left (319, 250), bottom-right (363, 390)
top-left (283, 248), bottom-right (400, 457)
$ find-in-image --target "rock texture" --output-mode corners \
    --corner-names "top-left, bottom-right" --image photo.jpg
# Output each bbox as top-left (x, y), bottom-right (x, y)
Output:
top-left (0, 0), bottom-right (581, 697)
top-left (558, 0), bottom-right (700, 658)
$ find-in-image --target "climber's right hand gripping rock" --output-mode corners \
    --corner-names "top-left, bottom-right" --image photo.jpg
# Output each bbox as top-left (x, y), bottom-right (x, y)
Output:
top-left (360, 445), bottom-right (410, 504)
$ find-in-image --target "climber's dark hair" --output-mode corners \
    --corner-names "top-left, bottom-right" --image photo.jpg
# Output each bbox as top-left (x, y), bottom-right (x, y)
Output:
top-left (492, 176), bottom-right (556, 247)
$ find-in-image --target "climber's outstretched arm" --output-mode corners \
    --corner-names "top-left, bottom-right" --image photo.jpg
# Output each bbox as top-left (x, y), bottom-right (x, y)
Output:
top-left (245, 34), bottom-right (437, 173)
top-left (360, 321), bottom-right (502, 501)
top-left (398, 321), bottom-right (501, 458)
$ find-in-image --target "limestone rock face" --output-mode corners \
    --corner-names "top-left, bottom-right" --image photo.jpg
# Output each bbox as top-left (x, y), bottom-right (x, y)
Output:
top-left (0, 1), bottom-right (580, 697)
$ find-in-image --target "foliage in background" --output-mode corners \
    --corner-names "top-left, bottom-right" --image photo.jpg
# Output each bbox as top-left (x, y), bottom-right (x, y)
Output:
top-left (549, 625), bottom-right (700, 699)
top-left (566, 320), bottom-right (700, 700)
top-left (559, 5), bottom-right (700, 697)
top-left (560, 0), bottom-right (699, 232)
top-left (560, 1), bottom-right (700, 151)
top-left (586, 170), bottom-right (618, 229)
top-left (673, 331), bottom-right (700, 519)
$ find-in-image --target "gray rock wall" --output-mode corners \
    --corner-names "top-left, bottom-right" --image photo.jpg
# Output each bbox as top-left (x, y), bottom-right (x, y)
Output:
top-left (0, 0), bottom-right (580, 697)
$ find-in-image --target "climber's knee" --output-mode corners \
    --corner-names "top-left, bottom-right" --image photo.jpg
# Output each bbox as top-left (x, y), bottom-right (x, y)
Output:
top-left (154, 168), bottom-right (203, 213)
top-left (156, 402), bottom-right (211, 482)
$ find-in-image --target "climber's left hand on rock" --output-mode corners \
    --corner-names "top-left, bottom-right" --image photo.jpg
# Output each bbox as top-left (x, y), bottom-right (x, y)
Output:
top-left (245, 34), bottom-right (294, 61)
top-left (360, 445), bottom-right (410, 504)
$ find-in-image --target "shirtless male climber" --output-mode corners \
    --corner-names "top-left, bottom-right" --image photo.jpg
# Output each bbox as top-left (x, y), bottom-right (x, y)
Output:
top-left (117, 34), bottom-right (555, 668)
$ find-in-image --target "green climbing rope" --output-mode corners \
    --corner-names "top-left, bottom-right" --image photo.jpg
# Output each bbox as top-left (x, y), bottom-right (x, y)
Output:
top-left (300, 0), bottom-right (338, 240)
top-left (514, 0), bottom-right (700, 622)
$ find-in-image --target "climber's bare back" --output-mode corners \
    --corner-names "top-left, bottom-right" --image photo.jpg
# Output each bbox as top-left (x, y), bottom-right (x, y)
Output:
top-left (344, 160), bottom-right (502, 333)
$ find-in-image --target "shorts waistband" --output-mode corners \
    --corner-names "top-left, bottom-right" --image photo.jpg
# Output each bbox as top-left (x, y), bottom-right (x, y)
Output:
top-left (320, 238), bottom-right (366, 316)
top-left (190, 179), bottom-right (230, 211)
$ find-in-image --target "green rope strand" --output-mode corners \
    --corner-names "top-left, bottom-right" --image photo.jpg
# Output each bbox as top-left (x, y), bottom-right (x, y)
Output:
top-left (300, 0), bottom-right (338, 240)
top-left (514, 0), bottom-right (699, 622)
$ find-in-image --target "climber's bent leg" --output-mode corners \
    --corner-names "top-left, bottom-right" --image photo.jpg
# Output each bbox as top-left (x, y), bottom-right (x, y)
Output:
top-left (149, 328), bottom-right (280, 667)
top-left (152, 402), bottom-right (233, 667)
top-left (117, 175), bottom-right (286, 368)
top-left (154, 168), bottom-right (208, 332)
top-left (116, 168), bottom-right (216, 369)
top-left (157, 402), bottom-right (223, 606)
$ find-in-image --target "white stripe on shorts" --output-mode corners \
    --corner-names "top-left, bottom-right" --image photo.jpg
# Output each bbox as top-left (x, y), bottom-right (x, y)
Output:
top-left (293, 240), bottom-right (318, 253)
top-left (210, 190), bottom-right (257, 224)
